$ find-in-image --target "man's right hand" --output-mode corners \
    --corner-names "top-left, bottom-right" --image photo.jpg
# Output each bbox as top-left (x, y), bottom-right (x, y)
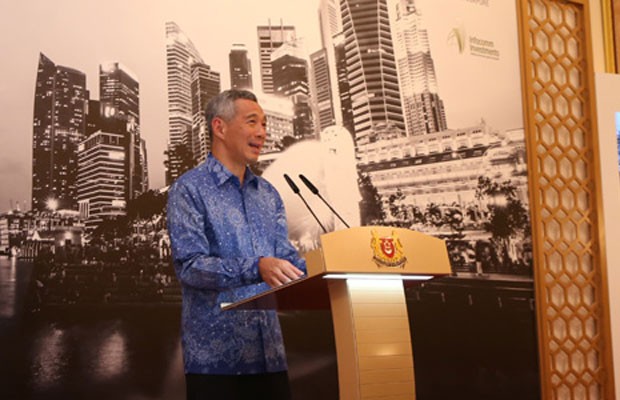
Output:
top-left (258, 257), bottom-right (304, 288)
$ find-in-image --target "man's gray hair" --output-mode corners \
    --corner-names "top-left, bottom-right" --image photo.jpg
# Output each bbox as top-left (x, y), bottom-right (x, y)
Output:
top-left (205, 89), bottom-right (258, 139)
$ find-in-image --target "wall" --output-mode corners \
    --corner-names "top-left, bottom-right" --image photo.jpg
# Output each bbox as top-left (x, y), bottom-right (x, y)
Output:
top-left (590, 1), bottom-right (620, 396)
top-left (594, 72), bottom-right (620, 400)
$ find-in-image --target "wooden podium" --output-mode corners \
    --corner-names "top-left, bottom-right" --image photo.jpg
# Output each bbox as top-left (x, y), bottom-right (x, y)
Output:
top-left (223, 226), bottom-right (451, 399)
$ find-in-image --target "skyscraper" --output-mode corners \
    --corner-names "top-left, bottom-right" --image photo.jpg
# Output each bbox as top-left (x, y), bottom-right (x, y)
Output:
top-left (271, 40), bottom-right (314, 139)
top-left (257, 20), bottom-right (296, 94)
top-left (165, 21), bottom-right (206, 185)
top-left (393, 0), bottom-right (447, 136)
top-left (190, 62), bottom-right (220, 164)
top-left (32, 53), bottom-right (87, 212)
top-left (100, 62), bottom-right (139, 125)
top-left (99, 61), bottom-right (147, 200)
top-left (229, 44), bottom-right (253, 90)
top-left (318, 0), bottom-right (342, 49)
top-left (77, 131), bottom-right (127, 230)
top-left (340, 0), bottom-right (405, 147)
top-left (310, 48), bottom-right (336, 133)
top-left (86, 99), bottom-right (101, 136)
top-left (318, 0), bottom-right (345, 129)
top-left (333, 33), bottom-right (355, 137)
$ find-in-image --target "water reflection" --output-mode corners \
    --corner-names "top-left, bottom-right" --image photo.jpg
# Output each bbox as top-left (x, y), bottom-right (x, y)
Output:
top-left (95, 328), bottom-right (127, 380)
top-left (0, 257), bottom-right (338, 400)
top-left (31, 325), bottom-right (66, 390)
top-left (0, 254), bottom-right (186, 400)
top-left (20, 309), bottom-right (185, 400)
top-left (0, 257), bottom-right (18, 317)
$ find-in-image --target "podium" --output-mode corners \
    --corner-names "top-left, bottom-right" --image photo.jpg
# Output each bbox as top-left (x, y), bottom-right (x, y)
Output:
top-left (223, 226), bottom-right (451, 399)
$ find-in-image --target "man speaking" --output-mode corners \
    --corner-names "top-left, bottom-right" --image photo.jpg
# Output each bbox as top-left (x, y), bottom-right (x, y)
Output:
top-left (167, 89), bottom-right (306, 399)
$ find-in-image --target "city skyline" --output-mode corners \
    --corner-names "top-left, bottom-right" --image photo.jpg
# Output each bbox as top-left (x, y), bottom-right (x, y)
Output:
top-left (0, 0), bottom-right (323, 213)
top-left (0, 0), bottom-right (522, 213)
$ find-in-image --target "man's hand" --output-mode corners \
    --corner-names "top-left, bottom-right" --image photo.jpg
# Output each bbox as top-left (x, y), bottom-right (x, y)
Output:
top-left (258, 257), bottom-right (304, 288)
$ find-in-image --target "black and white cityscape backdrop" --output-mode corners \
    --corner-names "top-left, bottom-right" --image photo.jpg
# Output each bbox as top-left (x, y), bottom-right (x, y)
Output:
top-left (0, 0), bottom-right (539, 399)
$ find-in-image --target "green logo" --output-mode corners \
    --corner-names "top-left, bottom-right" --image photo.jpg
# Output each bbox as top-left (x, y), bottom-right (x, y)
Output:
top-left (447, 25), bottom-right (467, 54)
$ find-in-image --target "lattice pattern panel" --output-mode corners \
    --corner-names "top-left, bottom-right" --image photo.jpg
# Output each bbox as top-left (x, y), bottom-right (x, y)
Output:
top-left (520, 0), bottom-right (613, 398)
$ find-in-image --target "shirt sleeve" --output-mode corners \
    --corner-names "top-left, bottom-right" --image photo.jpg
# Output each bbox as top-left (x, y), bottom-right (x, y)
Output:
top-left (167, 180), bottom-right (262, 290)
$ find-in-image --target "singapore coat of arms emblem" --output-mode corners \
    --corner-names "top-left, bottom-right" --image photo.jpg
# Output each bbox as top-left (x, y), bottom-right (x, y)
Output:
top-left (370, 230), bottom-right (407, 268)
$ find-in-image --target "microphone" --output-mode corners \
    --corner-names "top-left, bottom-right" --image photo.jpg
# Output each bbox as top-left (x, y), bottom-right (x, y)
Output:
top-left (283, 174), bottom-right (327, 233)
top-left (298, 174), bottom-right (350, 228)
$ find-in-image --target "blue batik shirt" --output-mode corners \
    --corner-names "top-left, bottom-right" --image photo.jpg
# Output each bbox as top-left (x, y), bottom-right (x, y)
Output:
top-left (167, 154), bottom-right (306, 375)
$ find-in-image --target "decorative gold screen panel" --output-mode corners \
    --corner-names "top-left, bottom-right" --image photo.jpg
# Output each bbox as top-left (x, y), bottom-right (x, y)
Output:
top-left (518, 0), bottom-right (614, 399)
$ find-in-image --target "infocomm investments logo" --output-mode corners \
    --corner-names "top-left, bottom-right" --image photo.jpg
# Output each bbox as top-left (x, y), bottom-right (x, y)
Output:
top-left (447, 25), bottom-right (500, 60)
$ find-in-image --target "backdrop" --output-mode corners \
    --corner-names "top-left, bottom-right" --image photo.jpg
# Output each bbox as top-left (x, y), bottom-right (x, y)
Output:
top-left (0, 1), bottom-right (539, 399)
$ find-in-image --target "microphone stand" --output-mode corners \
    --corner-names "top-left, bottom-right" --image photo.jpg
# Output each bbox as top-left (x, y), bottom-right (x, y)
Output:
top-left (283, 174), bottom-right (327, 233)
top-left (299, 174), bottom-right (350, 228)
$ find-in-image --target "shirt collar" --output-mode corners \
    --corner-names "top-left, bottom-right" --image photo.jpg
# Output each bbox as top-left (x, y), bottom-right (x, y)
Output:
top-left (206, 153), bottom-right (259, 188)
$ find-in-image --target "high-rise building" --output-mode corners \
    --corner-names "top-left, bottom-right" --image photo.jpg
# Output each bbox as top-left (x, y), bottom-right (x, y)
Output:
top-left (256, 93), bottom-right (295, 153)
top-left (340, 0), bottom-right (405, 147)
top-left (190, 62), bottom-right (220, 164)
top-left (32, 53), bottom-right (87, 212)
top-left (77, 131), bottom-right (127, 230)
top-left (271, 41), bottom-right (314, 139)
top-left (100, 62), bottom-right (139, 125)
top-left (319, 0), bottom-right (342, 49)
top-left (257, 20), bottom-right (296, 94)
top-left (333, 33), bottom-right (355, 137)
top-left (310, 48), bottom-right (336, 133)
top-left (393, 0), bottom-right (447, 136)
top-left (99, 61), bottom-right (147, 200)
top-left (86, 99), bottom-right (101, 136)
top-left (318, 0), bottom-right (345, 128)
top-left (229, 44), bottom-right (253, 90)
top-left (165, 21), bottom-right (205, 185)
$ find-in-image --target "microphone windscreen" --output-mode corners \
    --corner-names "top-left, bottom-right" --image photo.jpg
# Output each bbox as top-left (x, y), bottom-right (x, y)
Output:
top-left (283, 174), bottom-right (300, 194)
top-left (299, 174), bottom-right (319, 195)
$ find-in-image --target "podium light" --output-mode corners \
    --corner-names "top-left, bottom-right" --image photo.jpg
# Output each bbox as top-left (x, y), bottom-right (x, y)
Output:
top-left (322, 273), bottom-right (434, 281)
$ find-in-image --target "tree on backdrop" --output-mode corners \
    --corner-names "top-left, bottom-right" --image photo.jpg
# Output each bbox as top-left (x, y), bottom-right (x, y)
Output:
top-left (388, 188), bottom-right (406, 222)
top-left (475, 176), bottom-right (530, 270)
top-left (358, 173), bottom-right (384, 225)
top-left (91, 216), bottom-right (131, 243)
top-left (424, 202), bottom-right (443, 229)
top-left (127, 190), bottom-right (167, 220)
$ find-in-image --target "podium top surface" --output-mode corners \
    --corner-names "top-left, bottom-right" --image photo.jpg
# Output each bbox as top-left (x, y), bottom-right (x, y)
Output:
top-left (221, 273), bottom-right (330, 311)
top-left (223, 226), bottom-right (451, 311)
top-left (311, 225), bottom-right (451, 276)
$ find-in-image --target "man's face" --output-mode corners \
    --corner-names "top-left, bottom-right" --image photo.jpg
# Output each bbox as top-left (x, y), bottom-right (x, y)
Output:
top-left (216, 98), bottom-right (267, 167)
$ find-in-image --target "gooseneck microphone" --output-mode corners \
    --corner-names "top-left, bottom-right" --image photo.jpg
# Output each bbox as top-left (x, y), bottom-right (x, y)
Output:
top-left (283, 174), bottom-right (327, 233)
top-left (298, 174), bottom-right (350, 228)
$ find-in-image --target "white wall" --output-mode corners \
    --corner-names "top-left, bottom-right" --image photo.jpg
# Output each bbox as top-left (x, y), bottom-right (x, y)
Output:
top-left (594, 72), bottom-right (620, 399)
